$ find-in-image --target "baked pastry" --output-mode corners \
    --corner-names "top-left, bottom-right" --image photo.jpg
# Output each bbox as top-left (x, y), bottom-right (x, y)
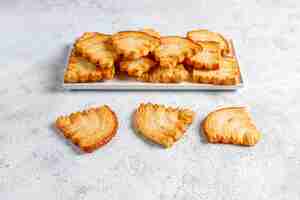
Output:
top-left (139, 64), bottom-right (189, 83)
top-left (192, 57), bottom-right (240, 85)
top-left (154, 36), bottom-right (201, 68)
top-left (64, 50), bottom-right (104, 83)
top-left (187, 29), bottom-right (229, 55)
top-left (202, 107), bottom-right (261, 146)
top-left (111, 31), bottom-right (160, 59)
top-left (75, 32), bottom-right (118, 68)
top-left (55, 105), bottom-right (118, 153)
top-left (133, 103), bottom-right (195, 147)
top-left (120, 57), bottom-right (157, 77)
top-left (186, 41), bottom-right (221, 70)
top-left (65, 29), bottom-right (241, 85)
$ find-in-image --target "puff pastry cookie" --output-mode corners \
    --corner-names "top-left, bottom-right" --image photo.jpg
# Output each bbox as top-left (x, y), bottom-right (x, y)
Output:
top-left (120, 57), bottom-right (157, 77)
top-left (154, 36), bottom-right (201, 68)
top-left (202, 107), bottom-right (261, 146)
top-left (192, 57), bottom-right (240, 85)
top-left (187, 29), bottom-right (229, 55)
top-left (112, 31), bottom-right (160, 59)
top-left (75, 32), bottom-right (118, 68)
top-left (64, 51), bottom-right (104, 83)
top-left (56, 105), bottom-right (118, 153)
top-left (139, 64), bottom-right (189, 83)
top-left (186, 41), bottom-right (221, 70)
top-left (133, 103), bottom-right (195, 147)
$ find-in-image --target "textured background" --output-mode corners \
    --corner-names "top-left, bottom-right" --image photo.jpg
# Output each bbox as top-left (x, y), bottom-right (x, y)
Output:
top-left (1, 0), bottom-right (300, 199)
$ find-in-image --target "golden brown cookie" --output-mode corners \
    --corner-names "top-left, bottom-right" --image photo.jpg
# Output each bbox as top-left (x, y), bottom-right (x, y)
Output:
top-left (64, 50), bottom-right (104, 83)
top-left (186, 41), bottom-right (221, 70)
top-left (154, 36), bottom-right (201, 68)
top-left (75, 32), bottom-right (118, 68)
top-left (187, 29), bottom-right (229, 55)
top-left (202, 107), bottom-right (261, 146)
top-left (120, 57), bottom-right (157, 77)
top-left (133, 103), bottom-right (195, 148)
top-left (192, 57), bottom-right (240, 85)
top-left (139, 64), bottom-right (189, 83)
top-left (55, 105), bottom-right (118, 153)
top-left (112, 31), bottom-right (160, 59)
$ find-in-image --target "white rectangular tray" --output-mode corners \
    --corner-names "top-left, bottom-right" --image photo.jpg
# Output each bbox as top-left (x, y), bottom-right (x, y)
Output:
top-left (63, 39), bottom-right (244, 90)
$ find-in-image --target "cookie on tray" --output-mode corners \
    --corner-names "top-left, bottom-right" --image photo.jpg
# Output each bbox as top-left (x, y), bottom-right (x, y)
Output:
top-left (120, 57), bottom-right (157, 77)
top-left (192, 57), bottom-right (240, 85)
top-left (187, 29), bottom-right (229, 55)
top-left (75, 32), bottom-right (118, 68)
top-left (64, 50), bottom-right (104, 83)
top-left (112, 31), bottom-right (160, 60)
top-left (139, 64), bottom-right (189, 83)
top-left (154, 36), bottom-right (201, 68)
top-left (186, 41), bottom-right (221, 70)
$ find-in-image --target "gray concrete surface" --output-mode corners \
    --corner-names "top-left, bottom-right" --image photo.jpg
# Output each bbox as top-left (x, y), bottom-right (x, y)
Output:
top-left (1, 0), bottom-right (300, 199)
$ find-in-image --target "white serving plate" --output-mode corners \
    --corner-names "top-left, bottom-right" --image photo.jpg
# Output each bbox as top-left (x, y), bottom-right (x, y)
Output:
top-left (63, 39), bottom-right (244, 90)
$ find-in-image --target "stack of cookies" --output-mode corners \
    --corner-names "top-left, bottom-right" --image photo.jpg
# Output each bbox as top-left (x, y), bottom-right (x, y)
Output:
top-left (64, 29), bottom-right (241, 85)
